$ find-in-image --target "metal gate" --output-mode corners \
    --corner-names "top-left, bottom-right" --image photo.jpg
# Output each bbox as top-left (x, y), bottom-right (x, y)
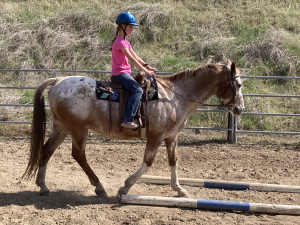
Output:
top-left (1, 69), bottom-right (299, 143)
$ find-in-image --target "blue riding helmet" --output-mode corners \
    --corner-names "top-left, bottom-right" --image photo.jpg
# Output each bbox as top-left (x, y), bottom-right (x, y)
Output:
top-left (116, 12), bottom-right (138, 26)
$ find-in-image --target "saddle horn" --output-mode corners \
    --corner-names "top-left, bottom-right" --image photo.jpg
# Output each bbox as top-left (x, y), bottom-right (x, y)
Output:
top-left (135, 71), bottom-right (146, 85)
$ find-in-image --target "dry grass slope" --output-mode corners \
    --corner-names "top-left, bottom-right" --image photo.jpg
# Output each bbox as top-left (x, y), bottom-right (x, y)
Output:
top-left (0, 0), bottom-right (300, 136)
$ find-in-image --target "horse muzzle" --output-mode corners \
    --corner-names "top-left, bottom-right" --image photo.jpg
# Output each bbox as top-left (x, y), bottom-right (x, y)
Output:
top-left (230, 105), bottom-right (244, 116)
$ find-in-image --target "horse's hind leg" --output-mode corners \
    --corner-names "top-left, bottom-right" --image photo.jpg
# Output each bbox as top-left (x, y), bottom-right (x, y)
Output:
top-left (165, 134), bottom-right (191, 198)
top-left (70, 129), bottom-right (107, 197)
top-left (36, 122), bottom-right (69, 196)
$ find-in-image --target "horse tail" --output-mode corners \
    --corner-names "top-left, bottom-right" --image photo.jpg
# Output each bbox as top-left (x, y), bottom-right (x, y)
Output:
top-left (22, 78), bottom-right (57, 180)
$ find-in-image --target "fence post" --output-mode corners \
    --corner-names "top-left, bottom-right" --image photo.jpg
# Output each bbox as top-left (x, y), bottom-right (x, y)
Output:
top-left (233, 115), bottom-right (237, 143)
top-left (227, 112), bottom-right (237, 143)
top-left (227, 112), bottom-right (232, 142)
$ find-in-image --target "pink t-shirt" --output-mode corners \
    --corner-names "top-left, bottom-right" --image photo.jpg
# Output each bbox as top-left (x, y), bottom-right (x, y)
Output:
top-left (111, 36), bottom-right (131, 76)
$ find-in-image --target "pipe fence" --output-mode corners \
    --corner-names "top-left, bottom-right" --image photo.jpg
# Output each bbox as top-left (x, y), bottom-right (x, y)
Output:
top-left (1, 69), bottom-right (299, 143)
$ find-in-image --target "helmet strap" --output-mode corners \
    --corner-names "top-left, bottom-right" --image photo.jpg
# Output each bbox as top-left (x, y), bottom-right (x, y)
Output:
top-left (121, 24), bottom-right (128, 40)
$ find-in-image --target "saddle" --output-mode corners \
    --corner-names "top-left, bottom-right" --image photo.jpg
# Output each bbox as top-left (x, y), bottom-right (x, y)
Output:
top-left (96, 71), bottom-right (156, 138)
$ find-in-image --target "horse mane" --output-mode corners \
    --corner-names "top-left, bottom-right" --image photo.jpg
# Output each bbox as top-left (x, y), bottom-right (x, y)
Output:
top-left (157, 63), bottom-right (226, 83)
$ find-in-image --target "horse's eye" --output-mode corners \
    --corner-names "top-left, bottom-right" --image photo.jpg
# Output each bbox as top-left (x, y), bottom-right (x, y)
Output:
top-left (237, 84), bottom-right (241, 88)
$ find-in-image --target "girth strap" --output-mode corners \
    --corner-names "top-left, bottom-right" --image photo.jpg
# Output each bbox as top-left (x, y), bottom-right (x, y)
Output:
top-left (108, 87), bottom-right (112, 138)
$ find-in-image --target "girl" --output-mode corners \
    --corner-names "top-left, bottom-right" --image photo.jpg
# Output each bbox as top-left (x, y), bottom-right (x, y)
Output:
top-left (111, 12), bottom-right (157, 129)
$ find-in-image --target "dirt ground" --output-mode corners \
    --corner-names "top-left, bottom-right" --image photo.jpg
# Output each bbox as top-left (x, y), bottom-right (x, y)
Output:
top-left (0, 130), bottom-right (300, 224)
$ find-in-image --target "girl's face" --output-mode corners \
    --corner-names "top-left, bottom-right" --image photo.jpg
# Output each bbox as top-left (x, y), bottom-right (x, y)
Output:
top-left (122, 24), bottom-right (134, 36)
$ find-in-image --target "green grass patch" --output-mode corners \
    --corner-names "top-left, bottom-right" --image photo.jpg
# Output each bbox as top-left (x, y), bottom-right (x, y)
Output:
top-left (19, 90), bottom-right (36, 105)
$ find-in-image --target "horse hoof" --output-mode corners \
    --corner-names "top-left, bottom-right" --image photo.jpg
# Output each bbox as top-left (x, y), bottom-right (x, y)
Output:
top-left (39, 190), bottom-right (50, 196)
top-left (96, 190), bottom-right (107, 197)
top-left (117, 187), bottom-right (128, 198)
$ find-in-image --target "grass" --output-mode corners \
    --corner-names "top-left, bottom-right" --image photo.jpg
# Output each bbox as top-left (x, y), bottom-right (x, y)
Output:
top-left (19, 90), bottom-right (35, 105)
top-left (0, 0), bottom-right (300, 136)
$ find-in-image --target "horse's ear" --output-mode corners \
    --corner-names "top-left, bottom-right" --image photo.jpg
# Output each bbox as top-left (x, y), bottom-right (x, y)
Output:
top-left (225, 58), bottom-right (231, 69)
top-left (230, 61), bottom-right (236, 75)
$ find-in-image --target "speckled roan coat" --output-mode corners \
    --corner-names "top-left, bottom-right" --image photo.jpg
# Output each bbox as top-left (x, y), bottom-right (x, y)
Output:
top-left (23, 60), bottom-right (244, 198)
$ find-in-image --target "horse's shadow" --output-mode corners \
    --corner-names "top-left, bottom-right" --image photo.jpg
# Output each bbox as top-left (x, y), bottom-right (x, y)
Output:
top-left (178, 139), bottom-right (228, 147)
top-left (0, 190), bottom-right (120, 210)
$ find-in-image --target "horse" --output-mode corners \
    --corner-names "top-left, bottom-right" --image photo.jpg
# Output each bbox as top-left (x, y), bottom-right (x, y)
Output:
top-left (23, 59), bottom-right (244, 198)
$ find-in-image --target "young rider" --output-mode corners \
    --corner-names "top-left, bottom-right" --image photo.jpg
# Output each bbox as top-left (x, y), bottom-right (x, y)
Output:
top-left (111, 12), bottom-right (157, 129)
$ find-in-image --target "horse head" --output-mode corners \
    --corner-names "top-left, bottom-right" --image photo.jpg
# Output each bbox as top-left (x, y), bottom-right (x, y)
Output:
top-left (217, 60), bottom-right (245, 116)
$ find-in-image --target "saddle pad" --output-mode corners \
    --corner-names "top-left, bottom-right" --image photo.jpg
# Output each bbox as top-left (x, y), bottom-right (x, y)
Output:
top-left (95, 79), bottom-right (159, 102)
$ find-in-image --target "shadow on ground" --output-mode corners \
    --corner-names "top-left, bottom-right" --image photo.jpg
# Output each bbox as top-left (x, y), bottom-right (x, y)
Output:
top-left (0, 190), bottom-right (120, 209)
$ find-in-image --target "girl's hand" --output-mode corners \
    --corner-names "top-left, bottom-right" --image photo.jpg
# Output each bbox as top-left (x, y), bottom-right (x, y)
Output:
top-left (146, 65), bottom-right (157, 73)
top-left (146, 70), bottom-right (155, 77)
top-left (151, 67), bottom-right (158, 73)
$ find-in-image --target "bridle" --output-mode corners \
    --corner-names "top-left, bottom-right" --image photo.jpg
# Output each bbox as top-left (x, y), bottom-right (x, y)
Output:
top-left (216, 70), bottom-right (241, 109)
top-left (152, 69), bottom-right (241, 109)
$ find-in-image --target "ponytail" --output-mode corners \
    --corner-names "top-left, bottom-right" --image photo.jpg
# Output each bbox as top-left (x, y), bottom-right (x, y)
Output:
top-left (111, 25), bottom-right (123, 45)
top-left (111, 28), bottom-right (118, 45)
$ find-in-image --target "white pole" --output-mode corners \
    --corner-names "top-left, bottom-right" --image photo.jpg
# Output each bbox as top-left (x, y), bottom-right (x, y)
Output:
top-left (139, 175), bottom-right (300, 193)
top-left (121, 195), bottom-right (300, 215)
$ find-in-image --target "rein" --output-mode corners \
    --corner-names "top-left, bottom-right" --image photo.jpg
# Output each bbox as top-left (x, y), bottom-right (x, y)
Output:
top-left (152, 70), bottom-right (238, 108)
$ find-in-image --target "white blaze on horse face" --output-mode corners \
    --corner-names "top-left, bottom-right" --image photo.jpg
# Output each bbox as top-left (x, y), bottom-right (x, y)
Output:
top-left (235, 76), bottom-right (244, 109)
top-left (228, 75), bottom-right (244, 116)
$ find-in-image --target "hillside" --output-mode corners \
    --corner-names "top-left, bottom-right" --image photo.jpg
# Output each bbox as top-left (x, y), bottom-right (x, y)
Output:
top-left (0, 0), bottom-right (300, 136)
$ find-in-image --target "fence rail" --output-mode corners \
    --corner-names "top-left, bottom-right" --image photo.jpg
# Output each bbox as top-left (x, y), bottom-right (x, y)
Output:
top-left (1, 69), bottom-right (299, 142)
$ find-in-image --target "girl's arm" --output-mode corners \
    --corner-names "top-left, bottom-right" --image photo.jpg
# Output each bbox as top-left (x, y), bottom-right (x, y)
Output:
top-left (129, 48), bottom-right (157, 73)
top-left (121, 48), bottom-right (155, 76)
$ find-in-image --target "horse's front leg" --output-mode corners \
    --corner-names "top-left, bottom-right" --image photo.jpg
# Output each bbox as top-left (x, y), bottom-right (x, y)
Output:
top-left (165, 134), bottom-right (191, 198)
top-left (118, 135), bottom-right (163, 197)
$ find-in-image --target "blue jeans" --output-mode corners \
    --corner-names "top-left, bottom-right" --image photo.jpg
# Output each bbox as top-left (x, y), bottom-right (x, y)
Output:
top-left (113, 73), bottom-right (143, 122)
